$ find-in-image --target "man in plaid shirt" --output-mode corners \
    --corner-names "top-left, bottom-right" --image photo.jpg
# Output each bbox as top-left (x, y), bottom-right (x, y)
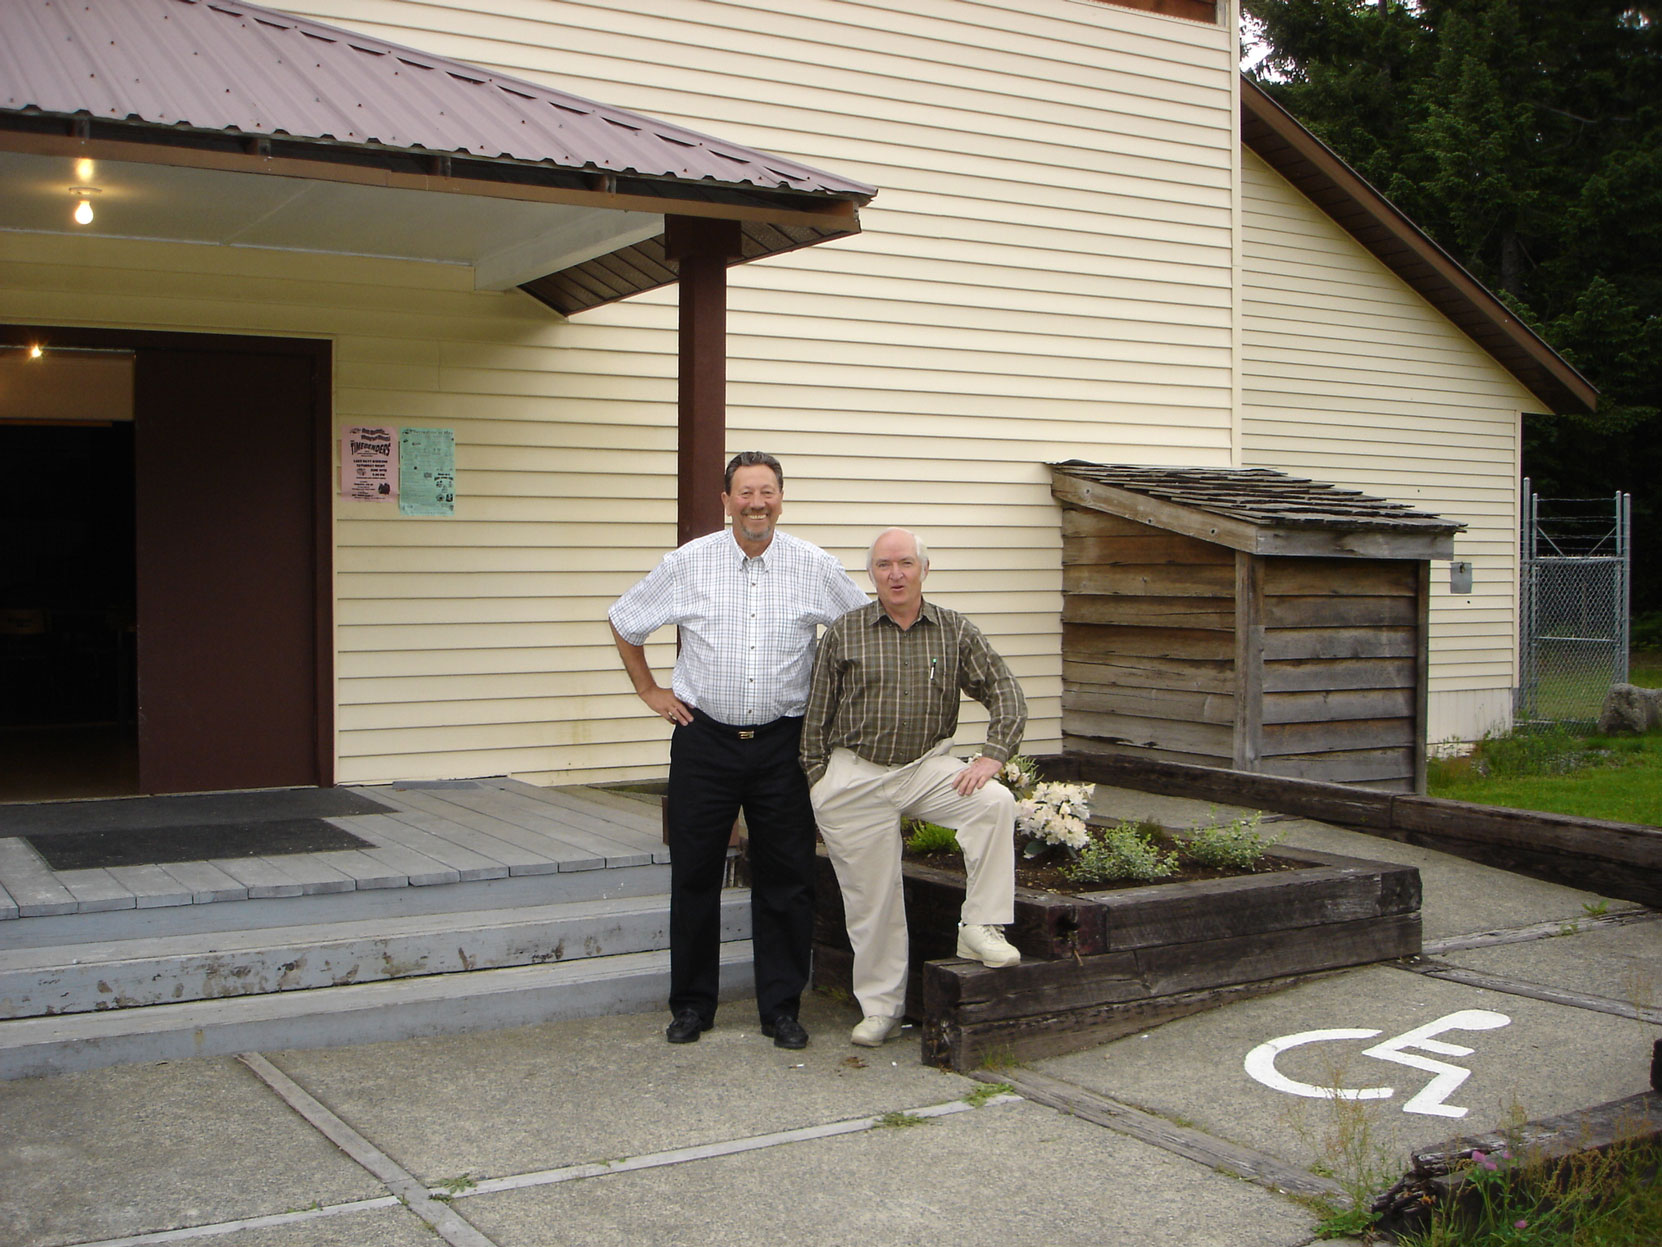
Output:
top-left (801, 527), bottom-right (1027, 1048)
top-left (610, 452), bottom-right (867, 1049)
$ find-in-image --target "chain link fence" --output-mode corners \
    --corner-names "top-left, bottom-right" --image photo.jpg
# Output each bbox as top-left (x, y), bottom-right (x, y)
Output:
top-left (1516, 483), bottom-right (1632, 727)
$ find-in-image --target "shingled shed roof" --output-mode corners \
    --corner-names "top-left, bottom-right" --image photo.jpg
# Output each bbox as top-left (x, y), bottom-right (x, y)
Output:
top-left (1050, 461), bottom-right (1463, 560)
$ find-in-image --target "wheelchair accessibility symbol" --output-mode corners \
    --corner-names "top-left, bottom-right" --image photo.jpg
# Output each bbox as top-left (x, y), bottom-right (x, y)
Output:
top-left (1243, 1009), bottom-right (1512, 1118)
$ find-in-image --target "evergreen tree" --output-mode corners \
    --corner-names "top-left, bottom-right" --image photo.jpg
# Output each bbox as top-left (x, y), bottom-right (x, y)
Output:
top-left (1245, 2), bottom-right (1662, 611)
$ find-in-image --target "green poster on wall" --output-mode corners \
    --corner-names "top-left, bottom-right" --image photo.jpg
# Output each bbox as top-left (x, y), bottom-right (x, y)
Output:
top-left (399, 427), bottom-right (455, 517)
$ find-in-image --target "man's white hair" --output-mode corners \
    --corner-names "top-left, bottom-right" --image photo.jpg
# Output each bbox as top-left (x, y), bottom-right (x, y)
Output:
top-left (866, 527), bottom-right (929, 573)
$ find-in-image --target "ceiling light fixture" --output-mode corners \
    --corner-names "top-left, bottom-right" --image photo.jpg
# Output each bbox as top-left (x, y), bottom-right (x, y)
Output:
top-left (69, 186), bottom-right (101, 225)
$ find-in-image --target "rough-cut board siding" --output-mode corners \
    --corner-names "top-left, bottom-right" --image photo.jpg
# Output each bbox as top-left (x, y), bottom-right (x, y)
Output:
top-left (275, 0), bottom-right (1239, 781)
top-left (1059, 502), bottom-right (1421, 785)
top-left (1260, 554), bottom-right (1417, 786)
top-left (1061, 510), bottom-right (1236, 766)
top-left (1239, 149), bottom-right (1531, 745)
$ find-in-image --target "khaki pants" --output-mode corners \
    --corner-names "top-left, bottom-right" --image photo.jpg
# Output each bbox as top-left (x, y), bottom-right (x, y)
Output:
top-left (809, 743), bottom-right (1016, 1020)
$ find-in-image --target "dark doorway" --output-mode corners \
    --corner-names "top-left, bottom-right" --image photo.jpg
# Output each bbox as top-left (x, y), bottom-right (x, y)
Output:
top-left (0, 421), bottom-right (139, 800)
top-left (1, 329), bottom-right (332, 801)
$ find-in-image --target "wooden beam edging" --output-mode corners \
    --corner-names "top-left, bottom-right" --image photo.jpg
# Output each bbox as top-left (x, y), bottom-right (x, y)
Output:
top-left (1057, 752), bottom-right (1662, 908)
top-left (1373, 1089), bottom-right (1662, 1239)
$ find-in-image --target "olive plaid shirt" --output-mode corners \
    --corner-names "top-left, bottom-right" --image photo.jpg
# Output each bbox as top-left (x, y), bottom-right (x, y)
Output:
top-left (800, 598), bottom-right (1026, 786)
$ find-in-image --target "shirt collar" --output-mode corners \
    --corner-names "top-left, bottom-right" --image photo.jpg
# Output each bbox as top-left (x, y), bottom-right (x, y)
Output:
top-left (729, 529), bottom-right (778, 568)
top-left (868, 598), bottom-right (935, 628)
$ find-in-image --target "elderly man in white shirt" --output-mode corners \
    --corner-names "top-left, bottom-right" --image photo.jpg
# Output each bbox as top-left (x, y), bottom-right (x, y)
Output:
top-left (610, 452), bottom-right (867, 1049)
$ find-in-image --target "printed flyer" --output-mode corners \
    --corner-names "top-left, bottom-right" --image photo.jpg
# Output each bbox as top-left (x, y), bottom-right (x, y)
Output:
top-left (399, 427), bottom-right (456, 517)
top-left (340, 424), bottom-right (397, 500)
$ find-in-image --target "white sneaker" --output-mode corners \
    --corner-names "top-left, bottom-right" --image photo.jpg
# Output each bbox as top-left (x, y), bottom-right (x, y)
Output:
top-left (957, 923), bottom-right (1021, 968)
top-left (850, 1016), bottom-right (904, 1047)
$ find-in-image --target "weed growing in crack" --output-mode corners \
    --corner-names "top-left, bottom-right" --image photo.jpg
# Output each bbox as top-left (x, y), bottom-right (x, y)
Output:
top-left (1279, 1058), bottom-right (1399, 1241)
top-left (874, 1110), bottom-right (929, 1129)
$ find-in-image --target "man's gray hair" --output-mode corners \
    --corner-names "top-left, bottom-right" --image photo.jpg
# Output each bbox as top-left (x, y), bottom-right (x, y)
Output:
top-left (866, 528), bottom-right (930, 573)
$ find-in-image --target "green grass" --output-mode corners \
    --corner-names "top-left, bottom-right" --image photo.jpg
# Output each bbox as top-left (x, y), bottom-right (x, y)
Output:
top-left (1428, 728), bottom-right (1662, 826)
top-left (1519, 647), bottom-right (1660, 722)
top-left (1628, 647), bottom-right (1662, 688)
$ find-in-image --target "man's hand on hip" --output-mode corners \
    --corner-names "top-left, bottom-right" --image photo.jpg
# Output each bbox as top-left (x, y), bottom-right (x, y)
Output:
top-left (640, 685), bottom-right (692, 726)
top-left (952, 754), bottom-right (1002, 796)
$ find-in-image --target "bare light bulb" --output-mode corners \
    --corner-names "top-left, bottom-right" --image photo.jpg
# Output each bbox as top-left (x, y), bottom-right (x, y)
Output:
top-left (73, 197), bottom-right (94, 225)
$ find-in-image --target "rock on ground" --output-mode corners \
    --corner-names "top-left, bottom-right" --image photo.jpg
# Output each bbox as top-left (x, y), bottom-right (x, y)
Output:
top-left (1596, 683), bottom-right (1662, 734)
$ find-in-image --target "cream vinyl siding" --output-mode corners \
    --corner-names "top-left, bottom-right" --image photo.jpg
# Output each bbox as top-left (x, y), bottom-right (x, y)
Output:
top-left (1238, 149), bottom-right (1529, 744)
top-left (269, 0), bottom-right (1237, 781)
top-left (1, 233), bottom-right (701, 781)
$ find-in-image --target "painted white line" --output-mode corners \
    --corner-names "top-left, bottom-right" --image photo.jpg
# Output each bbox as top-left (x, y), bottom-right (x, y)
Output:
top-left (61, 1197), bottom-right (401, 1247)
top-left (237, 1052), bottom-right (499, 1247)
top-left (452, 1093), bottom-right (1025, 1197)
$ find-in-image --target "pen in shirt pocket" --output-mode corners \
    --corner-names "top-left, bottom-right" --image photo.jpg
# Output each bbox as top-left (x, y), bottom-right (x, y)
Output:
top-left (930, 658), bottom-right (938, 682)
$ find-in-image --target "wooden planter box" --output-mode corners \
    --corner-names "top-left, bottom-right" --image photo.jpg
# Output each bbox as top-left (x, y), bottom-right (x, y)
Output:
top-left (811, 844), bottom-right (1420, 1072)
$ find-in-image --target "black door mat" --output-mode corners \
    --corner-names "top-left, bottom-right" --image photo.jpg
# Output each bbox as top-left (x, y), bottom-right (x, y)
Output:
top-left (25, 818), bottom-right (376, 871)
top-left (0, 787), bottom-right (393, 838)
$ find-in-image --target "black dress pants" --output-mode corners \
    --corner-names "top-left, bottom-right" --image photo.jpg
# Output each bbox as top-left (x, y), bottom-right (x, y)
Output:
top-left (666, 710), bottom-right (816, 1025)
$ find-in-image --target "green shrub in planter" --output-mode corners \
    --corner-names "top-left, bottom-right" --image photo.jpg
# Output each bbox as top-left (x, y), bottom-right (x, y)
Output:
top-left (1062, 820), bottom-right (1177, 883)
top-left (1184, 811), bottom-right (1281, 869)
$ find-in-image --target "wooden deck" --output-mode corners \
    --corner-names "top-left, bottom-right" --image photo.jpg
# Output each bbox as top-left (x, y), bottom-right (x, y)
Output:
top-left (0, 779), bottom-right (669, 920)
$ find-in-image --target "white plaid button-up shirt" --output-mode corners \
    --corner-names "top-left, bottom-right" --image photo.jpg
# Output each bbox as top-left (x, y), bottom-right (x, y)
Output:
top-left (610, 529), bottom-right (868, 727)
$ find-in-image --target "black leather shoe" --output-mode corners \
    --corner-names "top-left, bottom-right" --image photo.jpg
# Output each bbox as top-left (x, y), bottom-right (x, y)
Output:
top-left (761, 1015), bottom-right (809, 1050)
top-left (665, 1009), bottom-right (711, 1044)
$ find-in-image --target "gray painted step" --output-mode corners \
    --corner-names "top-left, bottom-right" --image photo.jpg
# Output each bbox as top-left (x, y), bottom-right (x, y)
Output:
top-left (0, 892), bottom-right (751, 1019)
top-left (0, 943), bottom-right (757, 1080)
top-left (0, 860), bottom-right (676, 949)
top-left (0, 779), bottom-right (673, 924)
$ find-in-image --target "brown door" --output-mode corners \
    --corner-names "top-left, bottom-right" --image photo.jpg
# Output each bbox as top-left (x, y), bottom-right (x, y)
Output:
top-left (134, 345), bottom-right (325, 793)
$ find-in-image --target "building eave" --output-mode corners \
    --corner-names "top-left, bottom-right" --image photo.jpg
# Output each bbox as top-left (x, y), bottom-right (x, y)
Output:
top-left (1241, 77), bottom-right (1596, 417)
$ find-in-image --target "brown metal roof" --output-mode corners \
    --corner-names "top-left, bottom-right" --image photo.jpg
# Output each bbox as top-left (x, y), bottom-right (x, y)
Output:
top-left (0, 0), bottom-right (875, 198)
top-left (0, 0), bottom-right (873, 313)
top-left (1241, 79), bottom-right (1595, 417)
top-left (1051, 461), bottom-right (1463, 559)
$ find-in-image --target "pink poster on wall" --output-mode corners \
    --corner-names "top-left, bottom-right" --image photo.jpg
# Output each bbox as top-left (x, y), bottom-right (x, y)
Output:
top-left (340, 425), bottom-right (398, 500)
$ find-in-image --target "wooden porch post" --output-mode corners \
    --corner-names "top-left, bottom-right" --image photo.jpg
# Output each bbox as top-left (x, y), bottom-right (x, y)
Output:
top-left (665, 215), bottom-right (744, 547)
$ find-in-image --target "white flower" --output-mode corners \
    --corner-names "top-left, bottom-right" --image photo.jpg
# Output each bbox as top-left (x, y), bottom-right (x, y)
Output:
top-left (1015, 781), bottom-right (1094, 850)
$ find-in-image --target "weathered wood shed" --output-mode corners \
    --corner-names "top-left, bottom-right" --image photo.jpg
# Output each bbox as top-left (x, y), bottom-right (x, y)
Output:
top-left (1051, 461), bottom-right (1464, 792)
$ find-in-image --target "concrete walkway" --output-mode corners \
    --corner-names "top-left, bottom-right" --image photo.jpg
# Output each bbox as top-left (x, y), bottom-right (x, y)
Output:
top-left (2, 791), bottom-right (1658, 1247)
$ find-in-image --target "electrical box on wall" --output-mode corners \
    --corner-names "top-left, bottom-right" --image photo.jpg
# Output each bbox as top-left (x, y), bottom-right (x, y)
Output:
top-left (1450, 561), bottom-right (1473, 594)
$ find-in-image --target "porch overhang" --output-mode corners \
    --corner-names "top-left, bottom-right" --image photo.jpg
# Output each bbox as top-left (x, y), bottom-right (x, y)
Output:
top-left (0, 0), bottom-right (875, 316)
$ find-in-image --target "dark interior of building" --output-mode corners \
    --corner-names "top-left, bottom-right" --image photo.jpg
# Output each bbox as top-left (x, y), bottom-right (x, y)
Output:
top-left (2, 393), bottom-right (140, 801)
